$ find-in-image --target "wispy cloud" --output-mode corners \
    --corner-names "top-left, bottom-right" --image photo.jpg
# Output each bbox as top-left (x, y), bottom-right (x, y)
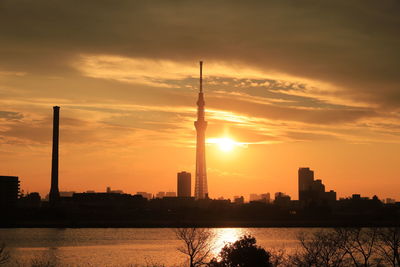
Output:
top-left (0, 110), bottom-right (23, 121)
top-left (0, 71), bottom-right (27, 77)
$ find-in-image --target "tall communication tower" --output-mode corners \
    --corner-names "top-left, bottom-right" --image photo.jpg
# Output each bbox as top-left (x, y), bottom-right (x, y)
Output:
top-left (194, 61), bottom-right (208, 199)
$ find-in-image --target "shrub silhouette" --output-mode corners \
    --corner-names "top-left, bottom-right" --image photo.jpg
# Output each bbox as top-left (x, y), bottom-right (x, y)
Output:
top-left (209, 235), bottom-right (272, 267)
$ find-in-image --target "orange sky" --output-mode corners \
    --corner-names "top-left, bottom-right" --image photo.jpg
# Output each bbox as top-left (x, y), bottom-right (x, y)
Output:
top-left (0, 0), bottom-right (399, 200)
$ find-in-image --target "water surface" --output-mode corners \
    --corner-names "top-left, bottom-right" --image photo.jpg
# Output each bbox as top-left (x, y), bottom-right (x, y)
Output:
top-left (0, 228), bottom-right (313, 266)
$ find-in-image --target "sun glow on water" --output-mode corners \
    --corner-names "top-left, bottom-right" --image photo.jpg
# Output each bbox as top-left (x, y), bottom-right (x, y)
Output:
top-left (211, 228), bottom-right (244, 256)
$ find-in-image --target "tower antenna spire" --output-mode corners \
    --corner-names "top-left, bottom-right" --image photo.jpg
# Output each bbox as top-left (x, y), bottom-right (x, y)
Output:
top-left (200, 61), bottom-right (203, 93)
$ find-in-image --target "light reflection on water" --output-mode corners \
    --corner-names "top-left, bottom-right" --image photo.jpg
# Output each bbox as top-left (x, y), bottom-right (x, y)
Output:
top-left (210, 228), bottom-right (245, 256)
top-left (0, 228), bottom-right (312, 267)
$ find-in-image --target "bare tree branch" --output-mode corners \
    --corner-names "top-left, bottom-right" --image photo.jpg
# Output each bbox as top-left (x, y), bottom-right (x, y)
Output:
top-left (0, 244), bottom-right (10, 265)
top-left (375, 227), bottom-right (400, 267)
top-left (174, 228), bottom-right (214, 267)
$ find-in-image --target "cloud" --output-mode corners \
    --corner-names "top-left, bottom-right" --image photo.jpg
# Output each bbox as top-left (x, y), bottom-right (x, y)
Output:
top-left (0, 115), bottom-right (91, 144)
top-left (0, 0), bottom-right (400, 147)
top-left (0, 111), bottom-right (23, 121)
top-left (1, 0), bottom-right (399, 107)
top-left (74, 54), bottom-right (312, 89)
top-left (0, 71), bottom-right (26, 77)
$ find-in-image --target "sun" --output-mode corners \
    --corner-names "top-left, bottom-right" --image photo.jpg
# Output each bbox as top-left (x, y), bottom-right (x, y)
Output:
top-left (208, 137), bottom-right (238, 152)
top-left (217, 138), bottom-right (235, 152)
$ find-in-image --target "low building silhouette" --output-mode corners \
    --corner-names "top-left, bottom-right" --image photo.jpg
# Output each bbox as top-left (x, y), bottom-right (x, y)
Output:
top-left (166, 191), bottom-right (176, 197)
top-left (249, 193), bottom-right (271, 203)
top-left (137, 192), bottom-right (152, 199)
top-left (249, 194), bottom-right (260, 202)
top-left (156, 192), bottom-right (166, 198)
top-left (60, 191), bottom-right (75, 197)
top-left (385, 198), bottom-right (396, 204)
top-left (260, 193), bottom-right (271, 203)
top-left (0, 176), bottom-right (20, 208)
top-left (336, 194), bottom-right (384, 217)
top-left (274, 192), bottom-right (291, 207)
top-left (107, 187), bottom-right (123, 194)
top-left (19, 192), bottom-right (41, 208)
top-left (72, 192), bottom-right (146, 207)
top-left (233, 196), bottom-right (244, 204)
top-left (150, 196), bottom-right (196, 210)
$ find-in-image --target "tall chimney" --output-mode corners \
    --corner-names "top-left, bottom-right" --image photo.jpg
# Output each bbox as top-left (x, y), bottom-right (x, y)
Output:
top-left (49, 106), bottom-right (60, 205)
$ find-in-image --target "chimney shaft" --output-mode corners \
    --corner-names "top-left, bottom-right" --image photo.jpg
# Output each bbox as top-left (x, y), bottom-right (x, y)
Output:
top-left (49, 106), bottom-right (60, 204)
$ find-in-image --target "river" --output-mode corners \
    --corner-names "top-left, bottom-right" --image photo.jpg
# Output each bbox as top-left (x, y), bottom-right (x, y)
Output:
top-left (0, 228), bottom-right (319, 266)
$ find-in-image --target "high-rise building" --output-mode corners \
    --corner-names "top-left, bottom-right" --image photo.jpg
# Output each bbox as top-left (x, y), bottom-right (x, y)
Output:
top-left (0, 176), bottom-right (20, 208)
top-left (177, 171), bottom-right (191, 197)
top-left (298, 167), bottom-right (314, 200)
top-left (49, 106), bottom-right (60, 205)
top-left (298, 167), bottom-right (336, 205)
top-left (194, 61), bottom-right (208, 199)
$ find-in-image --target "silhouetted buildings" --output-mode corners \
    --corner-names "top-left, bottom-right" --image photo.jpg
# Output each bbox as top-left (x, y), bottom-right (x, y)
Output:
top-left (249, 193), bottom-right (271, 203)
top-left (194, 61), bottom-right (208, 199)
top-left (298, 167), bottom-right (336, 206)
top-left (177, 171), bottom-right (191, 197)
top-left (0, 176), bottom-right (20, 208)
top-left (261, 193), bottom-right (271, 203)
top-left (233, 196), bottom-right (244, 204)
top-left (385, 198), bottom-right (396, 204)
top-left (154, 191), bottom-right (177, 198)
top-left (72, 192), bottom-right (146, 207)
top-left (3, 181), bottom-right (399, 227)
top-left (49, 106), bottom-right (60, 205)
top-left (249, 194), bottom-right (260, 202)
top-left (19, 192), bottom-right (41, 208)
top-left (137, 192), bottom-right (152, 199)
top-left (107, 187), bottom-right (123, 194)
top-left (166, 191), bottom-right (176, 197)
top-left (274, 192), bottom-right (291, 207)
top-left (156, 192), bottom-right (165, 198)
top-left (335, 194), bottom-right (385, 218)
top-left (60, 191), bottom-right (75, 197)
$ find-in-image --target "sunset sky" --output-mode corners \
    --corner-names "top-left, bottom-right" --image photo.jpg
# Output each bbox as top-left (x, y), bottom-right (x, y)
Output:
top-left (1, 0), bottom-right (399, 200)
